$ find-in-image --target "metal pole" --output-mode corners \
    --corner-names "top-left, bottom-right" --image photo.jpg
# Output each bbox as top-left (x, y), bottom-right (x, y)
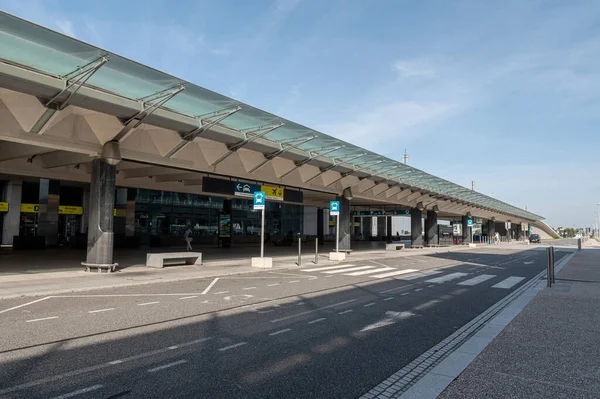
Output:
top-left (546, 247), bottom-right (552, 287)
top-left (315, 237), bottom-right (319, 264)
top-left (298, 236), bottom-right (301, 266)
top-left (336, 214), bottom-right (340, 253)
top-left (260, 208), bottom-right (265, 258)
top-left (551, 246), bottom-right (555, 283)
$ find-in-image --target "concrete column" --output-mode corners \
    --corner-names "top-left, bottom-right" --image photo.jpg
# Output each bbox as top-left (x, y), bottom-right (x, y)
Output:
top-left (37, 179), bottom-right (60, 247)
top-left (411, 208), bottom-right (423, 247)
top-left (337, 196), bottom-right (351, 251)
top-left (377, 216), bottom-right (386, 239)
top-left (81, 189), bottom-right (90, 234)
top-left (462, 215), bottom-right (470, 243)
top-left (487, 219), bottom-right (495, 239)
top-left (386, 216), bottom-right (392, 243)
top-left (426, 210), bottom-right (438, 245)
top-left (85, 158), bottom-right (117, 268)
top-left (2, 180), bottom-right (22, 246)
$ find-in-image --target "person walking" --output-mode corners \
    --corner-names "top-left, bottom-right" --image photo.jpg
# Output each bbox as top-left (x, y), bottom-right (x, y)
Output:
top-left (184, 227), bottom-right (193, 251)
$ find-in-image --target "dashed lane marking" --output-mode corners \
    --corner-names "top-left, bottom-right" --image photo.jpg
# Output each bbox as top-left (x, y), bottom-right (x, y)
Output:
top-left (269, 328), bottom-right (292, 336)
top-left (218, 342), bottom-right (248, 352)
top-left (243, 287), bottom-right (257, 290)
top-left (363, 303), bottom-right (376, 307)
top-left (267, 283), bottom-right (280, 287)
top-left (88, 308), bottom-right (115, 314)
top-left (308, 318), bottom-right (326, 324)
top-left (137, 301), bottom-right (160, 306)
top-left (179, 296), bottom-right (198, 300)
top-left (384, 297), bottom-right (394, 301)
top-left (50, 385), bottom-right (104, 399)
top-left (339, 309), bottom-right (354, 315)
top-left (269, 299), bottom-right (357, 323)
top-left (26, 316), bottom-right (59, 323)
top-left (213, 291), bottom-right (229, 295)
top-left (148, 360), bottom-right (187, 373)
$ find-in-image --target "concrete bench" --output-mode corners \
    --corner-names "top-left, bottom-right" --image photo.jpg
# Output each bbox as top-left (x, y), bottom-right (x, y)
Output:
top-left (385, 243), bottom-right (405, 251)
top-left (146, 252), bottom-right (202, 268)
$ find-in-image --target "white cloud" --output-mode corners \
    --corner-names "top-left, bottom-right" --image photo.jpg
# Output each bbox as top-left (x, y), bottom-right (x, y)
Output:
top-left (53, 18), bottom-right (76, 38)
top-left (319, 101), bottom-right (458, 153)
top-left (393, 60), bottom-right (435, 77)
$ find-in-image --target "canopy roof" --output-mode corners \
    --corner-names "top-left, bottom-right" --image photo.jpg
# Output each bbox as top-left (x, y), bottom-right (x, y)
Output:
top-left (0, 11), bottom-right (543, 221)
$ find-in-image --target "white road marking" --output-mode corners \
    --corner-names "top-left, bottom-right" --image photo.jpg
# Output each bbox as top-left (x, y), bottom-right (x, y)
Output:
top-left (0, 296), bottom-right (52, 315)
top-left (270, 299), bottom-right (357, 323)
top-left (426, 272), bottom-right (469, 284)
top-left (414, 288), bottom-right (423, 292)
top-left (458, 274), bottom-right (497, 286)
top-left (297, 302), bottom-right (305, 305)
top-left (384, 297), bottom-right (394, 301)
top-left (243, 287), bottom-right (257, 290)
top-left (201, 278), bottom-right (220, 295)
top-left (0, 337), bottom-right (213, 395)
top-left (301, 264), bottom-right (355, 272)
top-left (401, 292), bottom-right (410, 296)
top-left (325, 275), bottom-right (334, 278)
top-left (400, 270), bottom-right (443, 280)
top-left (269, 328), bottom-right (292, 336)
top-left (324, 266), bottom-right (376, 274)
top-left (179, 296), bottom-right (198, 300)
top-left (427, 285), bottom-right (435, 288)
top-left (361, 311), bottom-right (415, 332)
top-left (346, 267), bottom-right (395, 276)
top-left (267, 283), bottom-right (280, 286)
top-left (26, 316), bottom-right (58, 323)
top-left (308, 318), bottom-right (326, 324)
top-left (492, 276), bottom-right (525, 289)
top-left (168, 346), bottom-right (179, 350)
top-left (137, 301), bottom-right (159, 306)
top-left (88, 308), bottom-right (115, 314)
top-left (147, 360), bottom-right (187, 373)
top-left (50, 385), bottom-right (103, 399)
top-left (213, 291), bottom-right (229, 295)
top-left (218, 342), bottom-right (247, 352)
top-left (372, 269), bottom-right (419, 278)
top-left (363, 303), bottom-right (376, 307)
top-left (338, 309), bottom-right (354, 314)
top-left (289, 280), bottom-right (300, 284)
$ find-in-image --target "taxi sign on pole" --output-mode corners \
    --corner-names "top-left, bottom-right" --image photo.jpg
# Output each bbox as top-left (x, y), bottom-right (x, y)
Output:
top-left (467, 218), bottom-right (473, 226)
top-left (330, 200), bottom-right (340, 216)
top-left (254, 191), bottom-right (266, 210)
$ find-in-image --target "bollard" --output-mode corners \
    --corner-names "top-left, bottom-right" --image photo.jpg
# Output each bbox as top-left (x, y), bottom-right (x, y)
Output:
top-left (546, 247), bottom-right (552, 287)
top-left (551, 246), bottom-right (556, 283)
top-left (297, 237), bottom-right (302, 267)
top-left (314, 237), bottom-right (319, 264)
top-left (577, 238), bottom-right (582, 251)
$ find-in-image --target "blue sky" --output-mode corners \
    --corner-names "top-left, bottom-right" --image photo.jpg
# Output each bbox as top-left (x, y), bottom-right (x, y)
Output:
top-left (2, 0), bottom-right (599, 228)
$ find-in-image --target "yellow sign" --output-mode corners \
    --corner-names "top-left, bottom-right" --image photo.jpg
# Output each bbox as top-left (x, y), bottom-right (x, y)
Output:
top-left (261, 185), bottom-right (284, 201)
top-left (59, 205), bottom-right (84, 215)
top-left (114, 208), bottom-right (127, 217)
top-left (0, 202), bottom-right (8, 212)
top-left (20, 203), bottom-right (39, 213)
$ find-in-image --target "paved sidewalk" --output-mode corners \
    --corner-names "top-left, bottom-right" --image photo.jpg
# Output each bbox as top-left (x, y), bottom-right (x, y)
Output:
top-left (0, 243), bottom-right (496, 299)
top-left (438, 248), bottom-right (600, 399)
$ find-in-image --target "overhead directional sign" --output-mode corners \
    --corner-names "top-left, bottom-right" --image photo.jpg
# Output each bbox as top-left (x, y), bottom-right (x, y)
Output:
top-left (330, 200), bottom-right (340, 216)
top-left (351, 210), bottom-right (410, 216)
top-left (234, 181), bottom-right (261, 198)
top-left (262, 185), bottom-right (284, 201)
top-left (253, 191), bottom-right (266, 210)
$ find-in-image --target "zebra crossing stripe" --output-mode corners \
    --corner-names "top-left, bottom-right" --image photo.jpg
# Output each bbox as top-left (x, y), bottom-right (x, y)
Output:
top-left (345, 267), bottom-right (395, 276)
top-left (458, 274), bottom-right (496, 286)
top-left (372, 269), bottom-right (419, 279)
top-left (425, 272), bottom-right (469, 284)
top-left (399, 270), bottom-right (443, 280)
top-left (300, 265), bottom-right (355, 272)
top-left (492, 276), bottom-right (525, 289)
top-left (324, 266), bottom-right (376, 274)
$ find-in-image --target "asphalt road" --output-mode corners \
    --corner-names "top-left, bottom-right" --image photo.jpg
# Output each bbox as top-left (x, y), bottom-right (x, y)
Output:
top-left (0, 246), bottom-right (568, 399)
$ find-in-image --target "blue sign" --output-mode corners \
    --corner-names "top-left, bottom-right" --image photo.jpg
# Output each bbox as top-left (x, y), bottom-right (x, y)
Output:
top-left (529, 227), bottom-right (533, 232)
top-left (253, 191), bottom-right (266, 210)
top-left (467, 219), bottom-right (473, 226)
top-left (234, 181), bottom-right (261, 198)
top-left (330, 200), bottom-right (340, 216)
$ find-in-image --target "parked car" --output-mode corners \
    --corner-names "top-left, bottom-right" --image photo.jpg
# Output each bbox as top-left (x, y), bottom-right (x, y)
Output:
top-left (529, 234), bottom-right (541, 243)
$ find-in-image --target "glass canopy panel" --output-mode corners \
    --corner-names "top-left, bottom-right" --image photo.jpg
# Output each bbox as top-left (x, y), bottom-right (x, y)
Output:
top-left (0, 11), bottom-right (543, 221)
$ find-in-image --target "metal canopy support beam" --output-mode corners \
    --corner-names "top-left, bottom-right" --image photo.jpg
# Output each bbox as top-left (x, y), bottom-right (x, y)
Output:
top-left (112, 84), bottom-right (186, 142)
top-left (212, 122), bottom-right (285, 166)
top-left (248, 134), bottom-right (317, 174)
top-left (165, 105), bottom-right (242, 158)
top-left (304, 152), bottom-right (367, 184)
top-left (278, 144), bottom-right (345, 179)
top-left (31, 55), bottom-right (110, 134)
